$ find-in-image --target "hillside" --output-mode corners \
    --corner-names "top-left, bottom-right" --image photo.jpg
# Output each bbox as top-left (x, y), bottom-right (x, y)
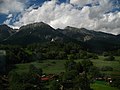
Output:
top-left (0, 22), bottom-right (120, 52)
top-left (2, 22), bottom-right (81, 45)
top-left (0, 24), bottom-right (15, 41)
top-left (58, 26), bottom-right (120, 52)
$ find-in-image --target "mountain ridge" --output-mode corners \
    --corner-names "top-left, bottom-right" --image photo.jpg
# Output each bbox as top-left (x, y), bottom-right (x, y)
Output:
top-left (0, 22), bottom-right (120, 52)
top-left (0, 24), bottom-right (16, 41)
top-left (1, 22), bottom-right (81, 45)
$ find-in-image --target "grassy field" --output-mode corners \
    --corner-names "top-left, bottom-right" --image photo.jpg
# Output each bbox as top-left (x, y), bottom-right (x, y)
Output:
top-left (13, 56), bottom-right (120, 76)
top-left (91, 56), bottom-right (120, 76)
top-left (12, 56), bottom-right (120, 90)
top-left (91, 81), bottom-right (119, 90)
top-left (13, 60), bottom-right (66, 74)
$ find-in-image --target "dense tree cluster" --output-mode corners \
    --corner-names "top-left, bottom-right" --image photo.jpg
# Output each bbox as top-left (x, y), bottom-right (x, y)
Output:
top-left (111, 77), bottom-right (120, 89)
top-left (103, 49), bottom-right (120, 57)
top-left (0, 42), bottom-right (98, 67)
top-left (62, 59), bottom-right (100, 90)
top-left (8, 65), bottom-right (44, 90)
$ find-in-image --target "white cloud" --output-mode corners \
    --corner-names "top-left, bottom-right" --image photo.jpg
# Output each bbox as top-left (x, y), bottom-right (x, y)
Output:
top-left (70, 0), bottom-right (90, 6)
top-left (4, 0), bottom-right (120, 35)
top-left (70, 0), bottom-right (99, 6)
top-left (0, 0), bottom-right (24, 14)
top-left (7, 14), bottom-right (13, 18)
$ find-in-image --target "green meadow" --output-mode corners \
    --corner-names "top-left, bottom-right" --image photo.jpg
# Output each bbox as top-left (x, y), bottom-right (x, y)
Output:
top-left (91, 81), bottom-right (119, 90)
top-left (12, 56), bottom-right (120, 90)
top-left (13, 56), bottom-right (120, 76)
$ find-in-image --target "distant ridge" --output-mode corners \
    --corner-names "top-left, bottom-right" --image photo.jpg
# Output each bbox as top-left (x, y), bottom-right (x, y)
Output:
top-left (0, 24), bottom-right (15, 41)
top-left (0, 22), bottom-right (120, 52)
top-left (1, 22), bottom-right (79, 45)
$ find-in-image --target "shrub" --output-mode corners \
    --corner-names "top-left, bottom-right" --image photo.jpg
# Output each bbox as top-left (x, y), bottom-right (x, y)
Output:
top-left (103, 52), bottom-right (109, 57)
top-left (100, 66), bottom-right (113, 71)
top-left (104, 56), bottom-right (115, 61)
top-left (111, 77), bottom-right (120, 89)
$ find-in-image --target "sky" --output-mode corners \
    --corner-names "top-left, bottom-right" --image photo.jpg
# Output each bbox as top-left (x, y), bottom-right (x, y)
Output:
top-left (0, 0), bottom-right (120, 35)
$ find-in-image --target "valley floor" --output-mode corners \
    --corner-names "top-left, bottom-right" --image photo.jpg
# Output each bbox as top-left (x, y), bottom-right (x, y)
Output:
top-left (11, 56), bottom-right (120, 90)
top-left (14, 56), bottom-right (120, 75)
top-left (91, 81), bottom-right (119, 90)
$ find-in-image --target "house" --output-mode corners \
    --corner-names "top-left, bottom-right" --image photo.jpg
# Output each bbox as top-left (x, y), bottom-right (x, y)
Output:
top-left (41, 77), bottom-right (50, 81)
top-left (40, 74), bottom-right (59, 81)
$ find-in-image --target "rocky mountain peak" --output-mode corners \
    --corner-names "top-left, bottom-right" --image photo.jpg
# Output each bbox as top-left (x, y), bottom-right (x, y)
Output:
top-left (19, 22), bottom-right (53, 30)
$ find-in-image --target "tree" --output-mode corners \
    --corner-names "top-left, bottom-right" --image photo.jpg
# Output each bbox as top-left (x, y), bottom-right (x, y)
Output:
top-left (49, 80), bottom-right (60, 90)
top-left (8, 71), bottom-right (23, 90)
top-left (111, 77), bottom-right (120, 89)
top-left (64, 60), bottom-right (76, 71)
top-left (8, 71), bottom-right (20, 83)
top-left (74, 73), bottom-right (90, 90)
top-left (56, 51), bottom-right (67, 59)
top-left (104, 55), bottom-right (115, 61)
top-left (63, 70), bottom-right (78, 81)
top-left (80, 59), bottom-right (94, 90)
top-left (8, 66), bottom-right (44, 90)
top-left (76, 62), bottom-right (83, 73)
top-left (103, 52), bottom-right (109, 57)
top-left (63, 59), bottom-right (93, 90)
top-left (29, 64), bottom-right (43, 76)
top-left (81, 59), bottom-right (93, 73)
top-left (100, 66), bottom-right (113, 71)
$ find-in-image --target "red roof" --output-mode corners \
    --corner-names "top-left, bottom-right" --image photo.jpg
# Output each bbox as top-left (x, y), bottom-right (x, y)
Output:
top-left (41, 77), bottom-right (50, 81)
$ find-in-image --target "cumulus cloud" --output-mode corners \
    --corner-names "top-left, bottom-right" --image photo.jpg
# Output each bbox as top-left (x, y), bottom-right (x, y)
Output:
top-left (0, 0), bottom-right (25, 14)
top-left (70, 0), bottom-right (99, 6)
top-left (70, 0), bottom-right (91, 6)
top-left (7, 14), bottom-right (13, 18)
top-left (4, 0), bottom-right (120, 35)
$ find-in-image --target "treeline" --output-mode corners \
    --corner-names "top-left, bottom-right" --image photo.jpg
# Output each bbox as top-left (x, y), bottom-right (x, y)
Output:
top-left (27, 42), bottom-right (98, 60)
top-left (103, 49), bottom-right (120, 56)
top-left (0, 42), bottom-right (98, 65)
top-left (1, 42), bottom-right (120, 67)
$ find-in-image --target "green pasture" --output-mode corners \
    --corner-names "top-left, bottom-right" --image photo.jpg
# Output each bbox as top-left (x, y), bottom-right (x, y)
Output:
top-left (91, 56), bottom-right (120, 76)
top-left (13, 60), bottom-right (66, 74)
top-left (91, 81), bottom-right (119, 90)
top-left (13, 56), bottom-right (120, 76)
top-left (12, 56), bottom-right (120, 90)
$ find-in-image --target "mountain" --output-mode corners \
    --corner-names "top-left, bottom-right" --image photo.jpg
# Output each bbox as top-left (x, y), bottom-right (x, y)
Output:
top-left (58, 26), bottom-right (116, 42)
top-left (117, 34), bottom-right (120, 37)
top-left (2, 22), bottom-right (79, 45)
top-left (0, 24), bottom-right (15, 41)
top-left (0, 22), bottom-right (120, 52)
top-left (58, 26), bottom-right (120, 52)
